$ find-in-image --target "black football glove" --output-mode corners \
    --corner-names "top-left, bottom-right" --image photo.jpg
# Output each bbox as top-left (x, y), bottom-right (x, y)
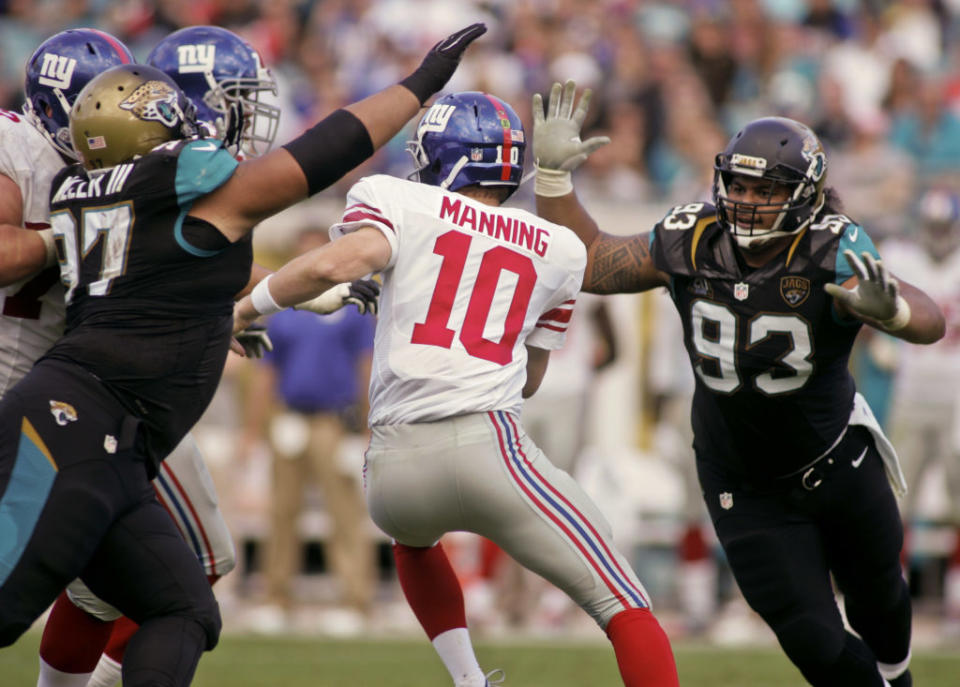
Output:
top-left (344, 278), bottom-right (381, 316)
top-left (400, 23), bottom-right (487, 104)
top-left (223, 100), bottom-right (245, 154)
top-left (234, 323), bottom-right (273, 358)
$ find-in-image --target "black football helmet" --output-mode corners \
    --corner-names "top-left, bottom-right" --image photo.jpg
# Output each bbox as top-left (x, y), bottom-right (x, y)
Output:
top-left (713, 116), bottom-right (827, 249)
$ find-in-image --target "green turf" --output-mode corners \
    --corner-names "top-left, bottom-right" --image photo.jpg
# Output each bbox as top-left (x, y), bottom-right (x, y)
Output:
top-left (3, 632), bottom-right (959, 685)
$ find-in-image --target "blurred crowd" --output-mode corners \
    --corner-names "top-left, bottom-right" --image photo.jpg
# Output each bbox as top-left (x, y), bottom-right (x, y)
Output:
top-left (6, 0), bottom-right (960, 642)
top-left (2, 0), bottom-right (959, 216)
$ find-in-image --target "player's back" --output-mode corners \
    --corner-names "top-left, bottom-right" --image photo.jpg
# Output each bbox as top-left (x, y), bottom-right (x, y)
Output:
top-left (0, 109), bottom-right (67, 396)
top-left (331, 174), bottom-right (586, 425)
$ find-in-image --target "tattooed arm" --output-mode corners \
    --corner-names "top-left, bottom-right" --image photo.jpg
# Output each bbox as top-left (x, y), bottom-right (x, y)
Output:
top-left (537, 192), bottom-right (669, 294)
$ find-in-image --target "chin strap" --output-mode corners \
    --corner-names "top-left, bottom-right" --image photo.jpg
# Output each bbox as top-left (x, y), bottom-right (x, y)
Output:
top-left (440, 155), bottom-right (469, 190)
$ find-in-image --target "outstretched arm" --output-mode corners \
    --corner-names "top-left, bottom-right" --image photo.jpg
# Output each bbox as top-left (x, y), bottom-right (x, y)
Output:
top-left (532, 80), bottom-right (668, 294)
top-left (191, 23), bottom-right (487, 241)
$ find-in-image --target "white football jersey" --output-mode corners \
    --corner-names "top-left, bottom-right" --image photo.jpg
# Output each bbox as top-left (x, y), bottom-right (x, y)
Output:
top-left (882, 237), bottom-right (960, 405)
top-left (0, 112), bottom-right (66, 396)
top-left (331, 174), bottom-right (586, 425)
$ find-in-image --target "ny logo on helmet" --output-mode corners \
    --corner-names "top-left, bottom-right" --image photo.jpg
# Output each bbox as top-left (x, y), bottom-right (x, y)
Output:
top-left (419, 103), bottom-right (456, 134)
top-left (38, 53), bottom-right (77, 89)
top-left (176, 44), bottom-right (216, 73)
top-left (120, 80), bottom-right (184, 127)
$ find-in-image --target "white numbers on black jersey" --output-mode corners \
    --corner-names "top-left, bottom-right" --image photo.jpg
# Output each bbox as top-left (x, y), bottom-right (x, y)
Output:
top-left (661, 203), bottom-right (705, 230)
top-left (810, 213), bottom-right (854, 235)
top-left (51, 202), bottom-right (133, 303)
top-left (690, 300), bottom-right (813, 395)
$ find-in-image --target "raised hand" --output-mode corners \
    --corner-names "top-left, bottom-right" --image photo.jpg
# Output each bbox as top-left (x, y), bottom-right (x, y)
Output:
top-left (401, 23), bottom-right (487, 104)
top-left (824, 250), bottom-right (910, 330)
top-left (531, 80), bottom-right (609, 196)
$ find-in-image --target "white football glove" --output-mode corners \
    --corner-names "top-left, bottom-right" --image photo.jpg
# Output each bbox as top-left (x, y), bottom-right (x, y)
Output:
top-left (824, 250), bottom-right (910, 331)
top-left (531, 80), bottom-right (610, 197)
top-left (294, 279), bottom-right (380, 316)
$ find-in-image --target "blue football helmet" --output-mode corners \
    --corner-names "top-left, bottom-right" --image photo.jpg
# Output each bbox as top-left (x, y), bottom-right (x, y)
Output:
top-left (408, 92), bottom-right (525, 198)
top-left (146, 26), bottom-right (279, 158)
top-left (24, 28), bottom-right (135, 160)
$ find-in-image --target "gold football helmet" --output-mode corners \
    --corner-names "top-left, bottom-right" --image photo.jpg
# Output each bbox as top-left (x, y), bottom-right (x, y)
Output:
top-left (70, 64), bottom-right (198, 170)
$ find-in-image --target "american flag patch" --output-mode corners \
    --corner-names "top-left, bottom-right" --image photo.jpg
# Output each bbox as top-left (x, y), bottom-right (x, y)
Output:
top-left (87, 136), bottom-right (107, 150)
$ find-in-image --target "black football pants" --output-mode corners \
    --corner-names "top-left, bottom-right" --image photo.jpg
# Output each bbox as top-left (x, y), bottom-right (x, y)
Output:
top-left (699, 426), bottom-right (911, 687)
top-left (0, 358), bottom-right (220, 687)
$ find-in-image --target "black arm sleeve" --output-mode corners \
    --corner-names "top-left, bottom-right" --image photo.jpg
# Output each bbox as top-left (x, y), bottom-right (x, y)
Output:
top-left (282, 109), bottom-right (374, 196)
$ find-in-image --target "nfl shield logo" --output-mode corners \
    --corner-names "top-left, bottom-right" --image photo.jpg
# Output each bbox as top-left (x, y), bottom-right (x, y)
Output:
top-left (734, 282), bottom-right (749, 301)
top-left (719, 492), bottom-right (734, 510)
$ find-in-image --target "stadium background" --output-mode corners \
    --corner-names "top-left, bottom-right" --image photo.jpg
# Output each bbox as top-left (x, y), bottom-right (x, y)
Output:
top-left (3, 0), bottom-right (960, 684)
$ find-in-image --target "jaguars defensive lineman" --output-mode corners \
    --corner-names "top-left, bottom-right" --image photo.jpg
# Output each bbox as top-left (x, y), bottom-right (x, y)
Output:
top-left (532, 80), bottom-right (944, 687)
top-left (0, 22), bottom-right (485, 687)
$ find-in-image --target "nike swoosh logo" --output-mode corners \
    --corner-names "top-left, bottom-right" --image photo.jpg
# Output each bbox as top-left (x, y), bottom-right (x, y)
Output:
top-left (192, 142), bottom-right (218, 152)
top-left (852, 447), bottom-right (868, 468)
top-left (848, 226), bottom-right (858, 242)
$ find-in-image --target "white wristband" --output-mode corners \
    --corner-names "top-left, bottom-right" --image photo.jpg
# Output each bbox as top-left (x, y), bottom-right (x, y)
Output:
top-left (879, 296), bottom-right (911, 332)
top-left (534, 164), bottom-right (573, 197)
top-left (37, 228), bottom-right (57, 268)
top-left (250, 275), bottom-right (284, 316)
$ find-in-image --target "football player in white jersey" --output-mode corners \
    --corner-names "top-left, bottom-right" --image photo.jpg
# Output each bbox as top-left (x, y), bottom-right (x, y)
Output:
top-left (882, 188), bottom-right (960, 634)
top-left (233, 92), bottom-right (680, 687)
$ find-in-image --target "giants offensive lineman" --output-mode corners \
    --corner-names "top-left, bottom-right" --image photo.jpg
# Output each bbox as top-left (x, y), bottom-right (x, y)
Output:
top-left (532, 80), bottom-right (945, 687)
top-left (233, 91), bottom-right (680, 687)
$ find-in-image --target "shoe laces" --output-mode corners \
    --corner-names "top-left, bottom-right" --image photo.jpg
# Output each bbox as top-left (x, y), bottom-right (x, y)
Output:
top-left (484, 668), bottom-right (506, 686)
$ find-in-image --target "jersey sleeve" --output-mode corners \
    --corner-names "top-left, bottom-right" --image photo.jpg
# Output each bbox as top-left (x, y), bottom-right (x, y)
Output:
top-left (173, 139), bottom-right (238, 205)
top-left (330, 176), bottom-right (399, 269)
top-left (527, 234), bottom-right (585, 351)
top-left (833, 222), bottom-right (880, 284)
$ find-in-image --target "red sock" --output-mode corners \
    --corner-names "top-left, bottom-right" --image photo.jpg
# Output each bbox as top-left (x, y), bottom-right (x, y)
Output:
top-left (102, 615), bottom-right (138, 663)
top-left (39, 591), bottom-right (115, 673)
top-left (479, 538), bottom-right (505, 580)
top-left (606, 608), bottom-right (680, 687)
top-left (950, 526), bottom-right (960, 568)
top-left (393, 542), bottom-right (467, 640)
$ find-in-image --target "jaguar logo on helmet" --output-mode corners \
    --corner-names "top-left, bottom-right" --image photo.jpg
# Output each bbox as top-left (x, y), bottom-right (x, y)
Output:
top-left (119, 80), bottom-right (185, 127)
top-left (780, 276), bottom-right (811, 307)
top-left (800, 129), bottom-right (827, 182)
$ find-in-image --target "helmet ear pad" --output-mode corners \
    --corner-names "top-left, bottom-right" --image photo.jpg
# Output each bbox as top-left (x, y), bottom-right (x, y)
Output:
top-left (409, 91), bottom-right (526, 197)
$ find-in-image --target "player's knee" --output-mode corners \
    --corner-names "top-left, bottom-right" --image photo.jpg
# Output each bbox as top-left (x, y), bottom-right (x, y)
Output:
top-left (772, 611), bottom-right (845, 674)
top-left (189, 590), bottom-right (222, 650)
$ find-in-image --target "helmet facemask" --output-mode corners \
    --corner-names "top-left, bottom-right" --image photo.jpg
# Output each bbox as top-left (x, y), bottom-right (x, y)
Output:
top-left (203, 59), bottom-right (279, 158)
top-left (713, 117), bottom-right (827, 251)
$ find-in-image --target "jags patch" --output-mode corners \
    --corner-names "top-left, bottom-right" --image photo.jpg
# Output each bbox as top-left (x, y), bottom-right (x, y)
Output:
top-left (49, 400), bottom-right (78, 426)
top-left (120, 80), bottom-right (183, 127)
top-left (780, 276), bottom-right (811, 307)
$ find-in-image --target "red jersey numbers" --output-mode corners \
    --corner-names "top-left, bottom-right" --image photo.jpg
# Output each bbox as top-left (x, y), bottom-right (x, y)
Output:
top-left (412, 230), bottom-right (536, 365)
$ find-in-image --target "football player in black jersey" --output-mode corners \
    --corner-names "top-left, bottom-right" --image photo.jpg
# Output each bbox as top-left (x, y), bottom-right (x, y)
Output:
top-left (531, 81), bottom-right (944, 687)
top-left (0, 24), bottom-right (485, 687)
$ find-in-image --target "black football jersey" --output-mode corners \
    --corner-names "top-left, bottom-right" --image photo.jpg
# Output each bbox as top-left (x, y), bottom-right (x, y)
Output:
top-left (650, 201), bottom-right (881, 479)
top-left (44, 138), bottom-right (251, 469)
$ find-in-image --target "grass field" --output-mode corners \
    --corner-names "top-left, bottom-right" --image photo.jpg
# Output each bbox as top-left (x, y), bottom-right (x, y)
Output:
top-left (3, 632), bottom-right (960, 686)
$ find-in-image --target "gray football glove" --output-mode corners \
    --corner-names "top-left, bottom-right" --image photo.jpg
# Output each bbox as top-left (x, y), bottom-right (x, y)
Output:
top-left (824, 250), bottom-right (909, 329)
top-left (234, 323), bottom-right (273, 358)
top-left (532, 80), bottom-right (610, 197)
